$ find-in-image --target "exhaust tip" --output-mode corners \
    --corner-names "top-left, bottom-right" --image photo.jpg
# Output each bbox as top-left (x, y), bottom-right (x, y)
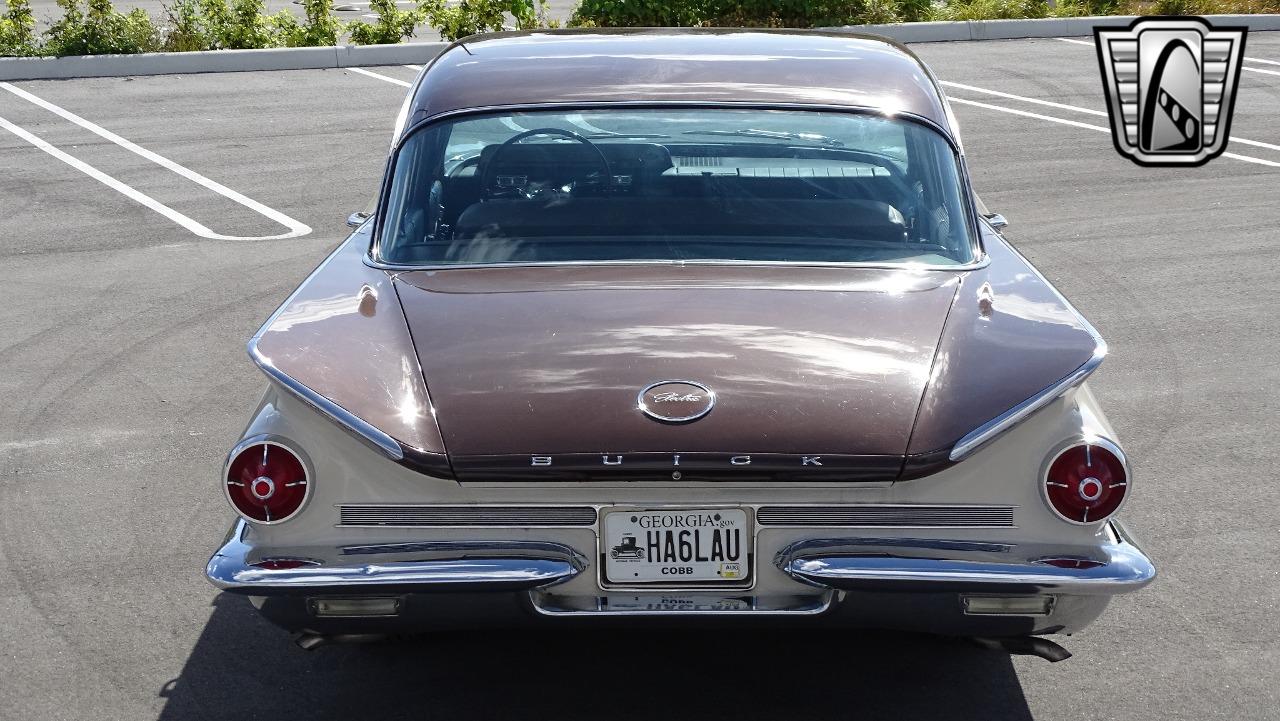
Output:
top-left (292, 631), bottom-right (389, 650)
top-left (972, 635), bottom-right (1072, 662)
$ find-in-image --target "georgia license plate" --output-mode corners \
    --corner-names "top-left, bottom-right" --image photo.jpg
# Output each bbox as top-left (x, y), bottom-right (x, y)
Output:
top-left (602, 508), bottom-right (750, 584)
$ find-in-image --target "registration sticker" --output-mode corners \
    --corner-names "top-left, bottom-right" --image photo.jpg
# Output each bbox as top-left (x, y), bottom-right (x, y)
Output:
top-left (602, 508), bottom-right (750, 584)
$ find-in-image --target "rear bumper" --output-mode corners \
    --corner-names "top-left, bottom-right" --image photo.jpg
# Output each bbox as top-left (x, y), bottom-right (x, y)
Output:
top-left (206, 521), bottom-right (586, 595)
top-left (776, 520), bottom-right (1155, 596)
top-left (206, 518), bottom-right (1154, 636)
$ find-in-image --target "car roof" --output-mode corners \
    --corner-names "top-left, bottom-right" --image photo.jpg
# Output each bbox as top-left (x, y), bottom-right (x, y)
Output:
top-left (402, 29), bottom-right (956, 140)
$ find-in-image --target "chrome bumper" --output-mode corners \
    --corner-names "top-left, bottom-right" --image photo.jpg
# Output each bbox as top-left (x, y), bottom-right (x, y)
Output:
top-left (206, 520), bottom-right (585, 595)
top-left (776, 520), bottom-right (1155, 596)
top-left (206, 518), bottom-right (1154, 631)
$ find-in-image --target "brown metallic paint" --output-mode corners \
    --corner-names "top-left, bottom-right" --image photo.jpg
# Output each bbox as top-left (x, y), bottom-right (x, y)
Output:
top-left (244, 33), bottom-right (1101, 480)
top-left (904, 228), bottom-right (1098, 455)
top-left (395, 265), bottom-right (959, 457)
top-left (253, 232), bottom-right (448, 457)
top-left (404, 30), bottom-right (953, 137)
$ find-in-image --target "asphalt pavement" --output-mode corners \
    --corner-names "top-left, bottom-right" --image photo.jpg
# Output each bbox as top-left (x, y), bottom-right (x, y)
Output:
top-left (2, 35), bottom-right (1279, 721)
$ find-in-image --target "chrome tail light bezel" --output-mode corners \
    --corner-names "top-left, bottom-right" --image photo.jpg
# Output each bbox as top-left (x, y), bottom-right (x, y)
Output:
top-left (222, 434), bottom-right (315, 526)
top-left (1039, 436), bottom-right (1132, 526)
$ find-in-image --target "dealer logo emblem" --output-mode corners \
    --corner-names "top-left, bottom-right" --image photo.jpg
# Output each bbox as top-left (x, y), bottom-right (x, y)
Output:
top-left (1095, 16), bottom-right (1246, 166)
top-left (637, 380), bottom-right (715, 423)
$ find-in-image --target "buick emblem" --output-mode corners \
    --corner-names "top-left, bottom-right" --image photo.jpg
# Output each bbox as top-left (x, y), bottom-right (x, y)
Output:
top-left (637, 380), bottom-right (715, 423)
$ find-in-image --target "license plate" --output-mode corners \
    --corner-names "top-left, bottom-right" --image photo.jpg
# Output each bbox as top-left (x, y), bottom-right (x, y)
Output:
top-left (602, 508), bottom-right (750, 584)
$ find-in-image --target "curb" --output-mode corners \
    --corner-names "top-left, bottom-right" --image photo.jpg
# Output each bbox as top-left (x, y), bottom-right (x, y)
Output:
top-left (0, 42), bottom-right (450, 81)
top-left (2, 14), bottom-right (1278, 81)
top-left (839, 14), bottom-right (1280, 43)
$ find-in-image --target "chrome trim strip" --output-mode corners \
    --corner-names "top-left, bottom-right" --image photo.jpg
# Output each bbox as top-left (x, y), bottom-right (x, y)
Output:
top-left (248, 340), bottom-right (404, 461)
top-left (205, 520), bottom-right (585, 595)
top-left (948, 346), bottom-right (1105, 462)
top-left (337, 504), bottom-right (598, 528)
top-left (948, 237), bottom-right (1108, 462)
top-left (244, 234), bottom-right (404, 462)
top-left (775, 522), bottom-right (1155, 596)
top-left (756, 503), bottom-right (1015, 528)
top-left (400, 102), bottom-right (960, 151)
top-left (365, 255), bottom-right (990, 274)
top-left (528, 590), bottom-right (835, 617)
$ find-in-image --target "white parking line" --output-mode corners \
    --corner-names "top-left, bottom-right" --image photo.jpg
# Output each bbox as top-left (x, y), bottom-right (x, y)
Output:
top-left (347, 66), bottom-right (412, 88)
top-left (566, 113), bottom-right (610, 134)
top-left (403, 64), bottom-right (422, 71)
top-left (940, 78), bottom-right (1280, 154)
top-left (945, 96), bottom-right (1280, 167)
top-left (947, 96), bottom-right (1112, 133)
top-left (0, 82), bottom-right (310, 240)
top-left (940, 80), bottom-right (1107, 117)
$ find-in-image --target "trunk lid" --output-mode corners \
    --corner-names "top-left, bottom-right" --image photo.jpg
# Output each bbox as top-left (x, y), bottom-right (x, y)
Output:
top-left (395, 265), bottom-right (959, 479)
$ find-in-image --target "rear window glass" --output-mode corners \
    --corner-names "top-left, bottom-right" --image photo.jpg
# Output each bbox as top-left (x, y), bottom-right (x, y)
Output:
top-left (376, 109), bottom-right (975, 267)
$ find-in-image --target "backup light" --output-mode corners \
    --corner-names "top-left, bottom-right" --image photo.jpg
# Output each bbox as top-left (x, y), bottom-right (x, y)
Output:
top-left (224, 438), bottom-right (310, 524)
top-left (309, 597), bottom-right (402, 618)
top-left (962, 595), bottom-right (1054, 616)
top-left (1043, 439), bottom-right (1130, 525)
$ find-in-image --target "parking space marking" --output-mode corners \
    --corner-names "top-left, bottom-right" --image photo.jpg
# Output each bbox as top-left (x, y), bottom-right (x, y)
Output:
top-left (940, 78), bottom-right (1280, 153)
top-left (0, 115), bottom-right (288, 238)
top-left (566, 113), bottom-right (610, 134)
top-left (948, 96), bottom-right (1111, 132)
top-left (940, 80), bottom-right (1107, 116)
top-left (349, 66), bottom-right (527, 132)
top-left (348, 67), bottom-right (411, 87)
top-left (0, 82), bottom-right (311, 240)
top-left (945, 96), bottom-right (1280, 167)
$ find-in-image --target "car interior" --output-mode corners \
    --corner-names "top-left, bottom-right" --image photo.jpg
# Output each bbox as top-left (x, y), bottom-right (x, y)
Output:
top-left (378, 123), bottom-right (975, 266)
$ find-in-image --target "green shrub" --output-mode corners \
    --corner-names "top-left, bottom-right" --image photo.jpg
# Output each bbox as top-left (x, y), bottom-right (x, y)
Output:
top-left (425, 0), bottom-right (541, 40)
top-left (347, 0), bottom-right (420, 44)
top-left (193, 0), bottom-right (290, 49)
top-left (44, 0), bottom-right (163, 55)
top-left (569, 0), bottom-right (708, 26)
top-left (281, 0), bottom-right (342, 47)
top-left (1, 0), bottom-right (39, 56)
top-left (1048, 0), bottom-right (1117, 15)
top-left (1, 0), bottom-right (40, 56)
top-left (568, 0), bottom-right (923, 28)
top-left (930, 0), bottom-right (1049, 20)
top-left (896, 0), bottom-right (934, 22)
top-left (162, 0), bottom-right (212, 49)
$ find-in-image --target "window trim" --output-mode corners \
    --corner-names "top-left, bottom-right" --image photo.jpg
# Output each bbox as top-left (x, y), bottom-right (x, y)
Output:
top-left (367, 102), bottom-right (987, 272)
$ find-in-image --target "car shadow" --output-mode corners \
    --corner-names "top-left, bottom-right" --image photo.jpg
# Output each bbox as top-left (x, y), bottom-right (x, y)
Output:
top-left (157, 594), bottom-right (1034, 721)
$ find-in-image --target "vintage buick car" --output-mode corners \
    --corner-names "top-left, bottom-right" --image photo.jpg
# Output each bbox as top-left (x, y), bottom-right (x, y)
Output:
top-left (206, 29), bottom-right (1155, 659)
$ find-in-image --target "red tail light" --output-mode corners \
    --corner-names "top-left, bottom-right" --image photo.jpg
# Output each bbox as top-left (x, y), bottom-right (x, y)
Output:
top-left (224, 438), bottom-right (310, 524)
top-left (1043, 440), bottom-right (1129, 524)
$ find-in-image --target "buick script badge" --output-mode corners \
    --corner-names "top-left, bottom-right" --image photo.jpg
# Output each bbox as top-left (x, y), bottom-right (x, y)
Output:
top-left (637, 380), bottom-right (715, 423)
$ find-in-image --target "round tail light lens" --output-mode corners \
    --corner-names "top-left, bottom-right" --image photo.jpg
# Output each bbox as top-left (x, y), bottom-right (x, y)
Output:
top-left (1043, 440), bottom-right (1129, 524)
top-left (224, 439), bottom-right (310, 524)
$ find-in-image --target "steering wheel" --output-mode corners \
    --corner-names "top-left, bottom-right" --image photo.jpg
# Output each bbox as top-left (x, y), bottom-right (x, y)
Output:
top-left (480, 127), bottom-right (612, 200)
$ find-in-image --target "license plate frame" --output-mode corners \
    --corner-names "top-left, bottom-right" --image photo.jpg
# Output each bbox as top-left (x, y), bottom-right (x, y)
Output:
top-left (599, 506), bottom-right (753, 588)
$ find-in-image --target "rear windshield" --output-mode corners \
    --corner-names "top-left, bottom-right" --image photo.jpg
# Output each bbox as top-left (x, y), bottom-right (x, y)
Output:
top-left (376, 109), bottom-right (975, 267)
